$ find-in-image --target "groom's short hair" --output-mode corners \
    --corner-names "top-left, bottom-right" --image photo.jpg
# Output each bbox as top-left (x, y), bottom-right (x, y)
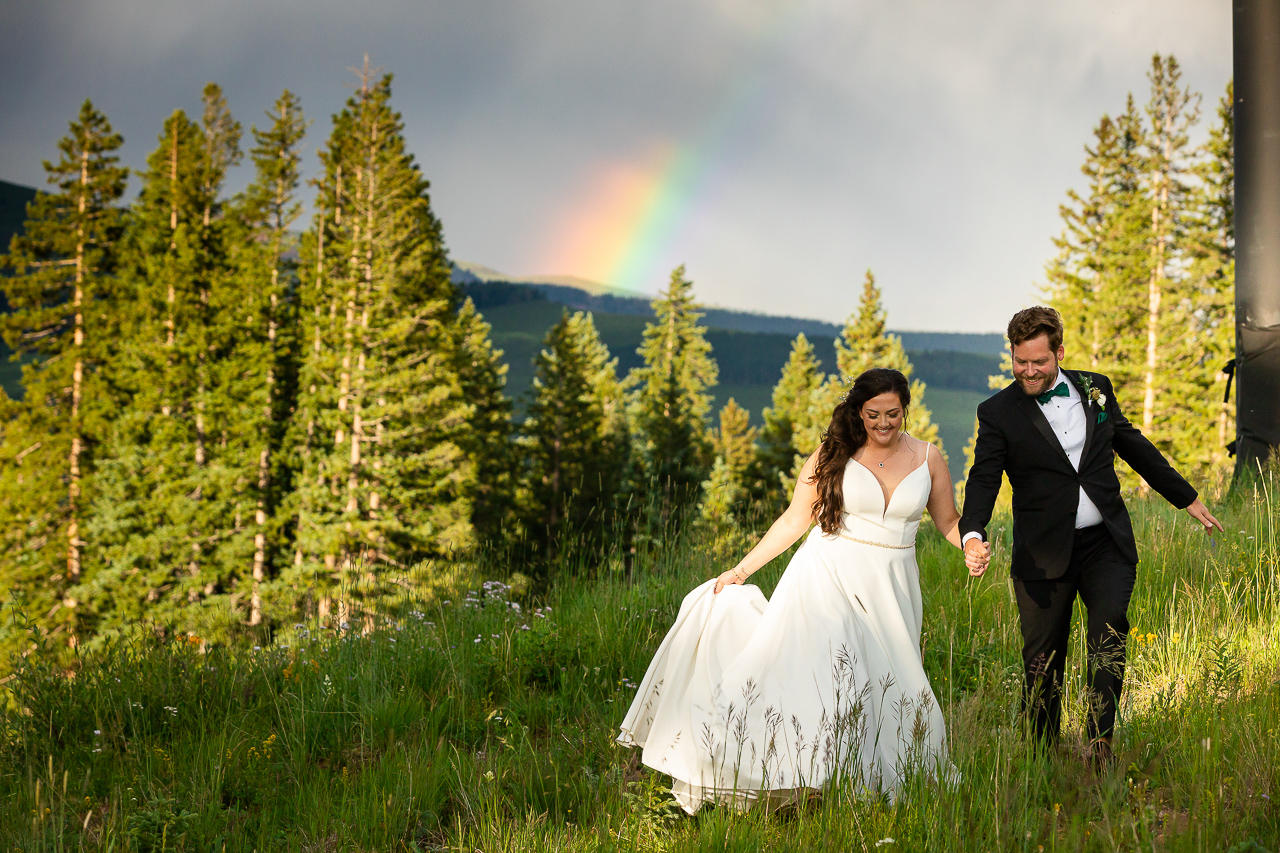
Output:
top-left (1007, 306), bottom-right (1064, 351)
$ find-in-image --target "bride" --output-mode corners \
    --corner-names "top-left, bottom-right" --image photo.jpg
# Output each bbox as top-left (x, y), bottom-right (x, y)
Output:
top-left (618, 368), bottom-right (985, 813)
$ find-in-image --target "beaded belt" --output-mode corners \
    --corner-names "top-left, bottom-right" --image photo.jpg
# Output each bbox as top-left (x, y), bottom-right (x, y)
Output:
top-left (835, 531), bottom-right (914, 550)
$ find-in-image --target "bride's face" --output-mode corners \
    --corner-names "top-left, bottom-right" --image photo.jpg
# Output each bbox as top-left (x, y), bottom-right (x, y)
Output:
top-left (859, 392), bottom-right (905, 447)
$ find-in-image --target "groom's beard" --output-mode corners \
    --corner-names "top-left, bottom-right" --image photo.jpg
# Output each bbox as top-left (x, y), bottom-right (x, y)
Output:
top-left (1015, 364), bottom-right (1059, 397)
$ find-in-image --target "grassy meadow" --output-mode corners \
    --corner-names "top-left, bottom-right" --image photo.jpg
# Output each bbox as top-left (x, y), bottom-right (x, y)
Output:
top-left (1, 474), bottom-right (1278, 851)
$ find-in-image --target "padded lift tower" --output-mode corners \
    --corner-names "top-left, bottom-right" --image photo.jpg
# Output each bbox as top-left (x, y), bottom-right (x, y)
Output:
top-left (1233, 0), bottom-right (1280, 476)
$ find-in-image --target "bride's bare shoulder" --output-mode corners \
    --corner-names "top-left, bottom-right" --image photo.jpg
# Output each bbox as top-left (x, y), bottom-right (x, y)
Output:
top-left (904, 434), bottom-right (944, 466)
top-left (901, 433), bottom-right (930, 455)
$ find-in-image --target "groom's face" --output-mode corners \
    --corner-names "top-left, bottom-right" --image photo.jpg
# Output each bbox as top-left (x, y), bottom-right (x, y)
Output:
top-left (1011, 334), bottom-right (1065, 397)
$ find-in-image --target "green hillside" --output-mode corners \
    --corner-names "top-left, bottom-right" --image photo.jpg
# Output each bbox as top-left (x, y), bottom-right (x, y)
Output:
top-left (455, 273), bottom-right (1007, 355)
top-left (0, 179), bottom-right (38, 267)
top-left (0, 180), bottom-right (39, 397)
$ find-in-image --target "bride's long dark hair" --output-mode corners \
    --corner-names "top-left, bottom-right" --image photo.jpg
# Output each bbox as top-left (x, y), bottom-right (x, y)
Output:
top-left (811, 368), bottom-right (912, 535)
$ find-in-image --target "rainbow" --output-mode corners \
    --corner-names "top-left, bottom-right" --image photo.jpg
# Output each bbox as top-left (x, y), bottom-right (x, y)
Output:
top-left (536, 6), bottom-right (815, 294)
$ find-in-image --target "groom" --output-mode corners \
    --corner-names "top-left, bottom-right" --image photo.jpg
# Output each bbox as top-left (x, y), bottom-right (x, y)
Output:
top-left (960, 307), bottom-right (1222, 763)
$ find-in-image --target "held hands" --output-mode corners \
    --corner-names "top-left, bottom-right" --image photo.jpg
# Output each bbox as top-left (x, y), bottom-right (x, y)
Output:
top-left (964, 538), bottom-right (991, 577)
top-left (714, 566), bottom-right (748, 594)
top-left (1186, 498), bottom-right (1224, 535)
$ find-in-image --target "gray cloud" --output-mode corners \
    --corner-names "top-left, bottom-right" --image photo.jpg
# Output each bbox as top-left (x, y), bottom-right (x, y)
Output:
top-left (0, 0), bottom-right (1230, 331)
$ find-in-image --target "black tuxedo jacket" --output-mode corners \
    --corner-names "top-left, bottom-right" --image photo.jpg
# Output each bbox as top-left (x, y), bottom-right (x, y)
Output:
top-left (959, 369), bottom-right (1197, 580)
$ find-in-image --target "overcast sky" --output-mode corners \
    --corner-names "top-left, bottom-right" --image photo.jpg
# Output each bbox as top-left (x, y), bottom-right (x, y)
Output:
top-left (0, 0), bottom-right (1231, 331)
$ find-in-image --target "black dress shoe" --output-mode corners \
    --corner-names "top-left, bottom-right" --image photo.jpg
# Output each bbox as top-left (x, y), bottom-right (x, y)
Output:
top-left (1088, 738), bottom-right (1115, 770)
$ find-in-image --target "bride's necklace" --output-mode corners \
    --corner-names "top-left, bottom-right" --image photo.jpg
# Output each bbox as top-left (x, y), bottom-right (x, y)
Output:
top-left (864, 432), bottom-right (904, 468)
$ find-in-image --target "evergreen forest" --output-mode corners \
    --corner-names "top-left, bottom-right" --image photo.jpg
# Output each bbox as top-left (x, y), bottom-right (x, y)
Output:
top-left (0, 56), bottom-right (1240, 665)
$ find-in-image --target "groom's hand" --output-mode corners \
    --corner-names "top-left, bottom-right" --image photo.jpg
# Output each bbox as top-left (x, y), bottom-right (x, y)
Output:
top-left (1186, 499), bottom-right (1224, 535)
top-left (964, 539), bottom-right (991, 577)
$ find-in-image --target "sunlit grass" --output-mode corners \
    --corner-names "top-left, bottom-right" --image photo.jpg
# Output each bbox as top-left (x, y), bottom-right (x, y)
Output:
top-left (1, 476), bottom-right (1278, 851)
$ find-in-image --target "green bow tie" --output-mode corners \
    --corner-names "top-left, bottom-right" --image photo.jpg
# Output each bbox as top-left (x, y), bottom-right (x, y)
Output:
top-left (1036, 381), bottom-right (1070, 405)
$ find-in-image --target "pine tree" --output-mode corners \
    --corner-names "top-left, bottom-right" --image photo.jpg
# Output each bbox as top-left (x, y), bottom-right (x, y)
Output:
top-left (1045, 97), bottom-right (1153, 402)
top-left (1180, 81), bottom-right (1235, 482)
top-left (745, 333), bottom-right (825, 515)
top-left (1045, 58), bottom-right (1237, 490)
top-left (191, 84), bottom-right (243, 520)
top-left (0, 100), bottom-right (127, 654)
top-left (1137, 55), bottom-right (1201, 491)
top-left (627, 265), bottom-right (719, 514)
top-left (78, 101), bottom-right (226, 637)
top-left (520, 310), bottom-right (628, 571)
top-left (452, 298), bottom-right (515, 547)
top-left (699, 398), bottom-right (757, 524)
top-left (956, 356), bottom-right (1017, 512)
top-left (222, 89), bottom-right (306, 628)
top-left (286, 68), bottom-right (473, 629)
top-left (823, 271), bottom-right (940, 449)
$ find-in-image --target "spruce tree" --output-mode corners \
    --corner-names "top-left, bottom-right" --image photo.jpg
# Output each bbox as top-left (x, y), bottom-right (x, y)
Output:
top-left (1137, 55), bottom-right (1200, 490)
top-left (0, 100), bottom-right (127, 654)
top-left (1175, 81), bottom-right (1235, 482)
top-left (1043, 91), bottom-right (1154, 496)
top-left (626, 265), bottom-right (718, 514)
top-left (1045, 59), bottom-right (1237, 489)
top-left (286, 69), bottom-right (473, 628)
top-left (745, 333), bottom-right (825, 515)
top-left (452, 298), bottom-right (516, 547)
top-left (699, 398), bottom-right (757, 525)
top-left (520, 310), bottom-right (628, 571)
top-left (1045, 98), bottom-right (1153, 400)
top-left (83, 97), bottom-right (238, 642)
top-left (823, 271), bottom-right (940, 449)
top-left (222, 90), bottom-right (306, 628)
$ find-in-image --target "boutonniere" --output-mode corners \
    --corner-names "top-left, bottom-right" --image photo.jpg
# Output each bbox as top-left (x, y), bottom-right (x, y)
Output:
top-left (1077, 374), bottom-right (1108, 422)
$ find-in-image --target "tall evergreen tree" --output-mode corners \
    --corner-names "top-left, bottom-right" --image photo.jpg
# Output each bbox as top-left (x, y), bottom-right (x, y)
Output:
top-left (626, 265), bottom-right (719, 513)
top-left (520, 310), bottom-right (628, 570)
top-left (1045, 96), bottom-right (1153, 403)
top-left (1046, 58), bottom-right (1236, 489)
top-left (286, 69), bottom-right (473, 628)
top-left (1162, 81), bottom-right (1228, 484)
top-left (699, 398), bottom-right (757, 525)
top-left (79, 102), bottom-right (228, 643)
top-left (957, 355), bottom-right (1016, 511)
top-left (1180, 81), bottom-right (1235, 481)
top-left (222, 90), bottom-right (306, 628)
top-left (452, 298), bottom-right (515, 547)
top-left (745, 332), bottom-right (825, 514)
top-left (0, 100), bottom-right (127, 654)
top-left (1138, 56), bottom-right (1201, 469)
top-left (823, 271), bottom-right (940, 448)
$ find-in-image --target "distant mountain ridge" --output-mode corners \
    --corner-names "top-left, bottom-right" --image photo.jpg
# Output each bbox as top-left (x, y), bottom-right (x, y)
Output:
top-left (450, 262), bottom-right (1007, 356)
top-left (0, 183), bottom-right (1005, 356)
top-left (0, 180), bottom-right (37, 255)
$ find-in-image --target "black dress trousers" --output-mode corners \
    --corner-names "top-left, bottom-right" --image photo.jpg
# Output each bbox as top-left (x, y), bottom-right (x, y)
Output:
top-left (1012, 523), bottom-right (1136, 744)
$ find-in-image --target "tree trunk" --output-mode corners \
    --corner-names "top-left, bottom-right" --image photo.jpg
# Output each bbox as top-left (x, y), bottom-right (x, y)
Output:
top-left (1140, 135), bottom-right (1173, 496)
top-left (251, 447), bottom-right (268, 626)
top-left (67, 146), bottom-right (88, 582)
top-left (163, 131), bottom-right (179, 416)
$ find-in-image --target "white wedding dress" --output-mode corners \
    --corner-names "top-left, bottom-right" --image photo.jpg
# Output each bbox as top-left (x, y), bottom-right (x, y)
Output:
top-left (617, 448), bottom-right (950, 813)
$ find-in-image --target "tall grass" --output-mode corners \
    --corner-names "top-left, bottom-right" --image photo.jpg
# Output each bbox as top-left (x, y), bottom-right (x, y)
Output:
top-left (1, 476), bottom-right (1277, 851)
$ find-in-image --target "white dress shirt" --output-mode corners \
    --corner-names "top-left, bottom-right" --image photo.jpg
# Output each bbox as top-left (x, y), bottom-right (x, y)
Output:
top-left (963, 369), bottom-right (1103, 546)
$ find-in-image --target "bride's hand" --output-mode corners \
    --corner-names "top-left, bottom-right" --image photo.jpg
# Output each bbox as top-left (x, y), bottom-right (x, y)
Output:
top-left (714, 568), bottom-right (745, 594)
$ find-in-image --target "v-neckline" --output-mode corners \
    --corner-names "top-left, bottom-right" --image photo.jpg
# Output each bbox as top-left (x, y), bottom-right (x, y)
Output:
top-left (851, 451), bottom-right (930, 521)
